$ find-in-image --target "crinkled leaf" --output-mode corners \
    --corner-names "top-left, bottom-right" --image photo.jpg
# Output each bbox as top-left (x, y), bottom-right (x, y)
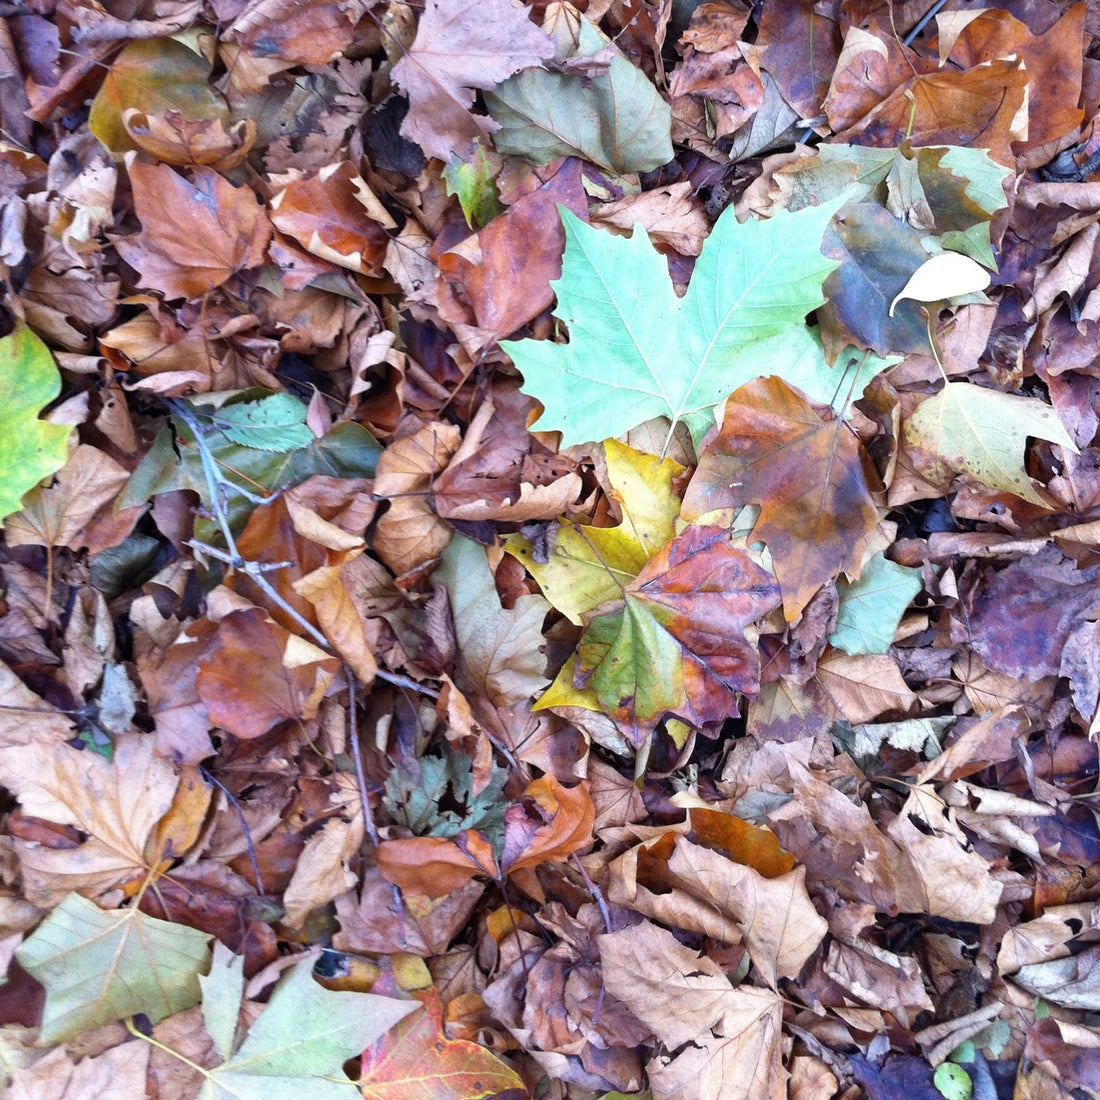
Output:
top-left (505, 198), bottom-right (844, 451)
top-left (0, 325), bottom-right (72, 524)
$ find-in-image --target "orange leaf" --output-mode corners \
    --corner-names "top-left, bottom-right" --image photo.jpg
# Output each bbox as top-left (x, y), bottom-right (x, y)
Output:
top-left (115, 164), bottom-right (271, 300)
top-left (359, 987), bottom-right (524, 1100)
top-left (269, 162), bottom-right (391, 276)
top-left (501, 773), bottom-right (595, 875)
top-left (375, 831), bottom-right (499, 900)
top-left (195, 609), bottom-right (336, 740)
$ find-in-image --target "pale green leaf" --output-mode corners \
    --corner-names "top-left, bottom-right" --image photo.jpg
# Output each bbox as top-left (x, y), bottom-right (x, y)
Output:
top-left (0, 325), bottom-right (72, 524)
top-left (934, 1062), bottom-right (973, 1100)
top-left (830, 552), bottom-right (923, 655)
top-left (194, 958), bottom-right (416, 1099)
top-left (505, 198), bottom-right (844, 451)
top-left (201, 943), bottom-right (245, 1062)
top-left (211, 393), bottom-right (314, 452)
top-left (902, 383), bottom-right (1077, 505)
top-left (15, 893), bottom-right (211, 1044)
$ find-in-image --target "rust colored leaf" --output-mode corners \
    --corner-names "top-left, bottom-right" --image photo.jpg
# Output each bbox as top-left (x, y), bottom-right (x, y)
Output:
top-left (438, 158), bottom-right (586, 342)
top-left (688, 808), bottom-right (795, 879)
top-left (196, 608), bottom-right (337, 740)
top-left (375, 830), bottom-right (499, 899)
top-left (683, 377), bottom-right (881, 621)
top-left (269, 162), bottom-right (391, 276)
top-left (359, 987), bottom-right (525, 1099)
top-left (501, 773), bottom-right (594, 875)
top-left (225, 0), bottom-right (360, 66)
top-left (115, 164), bottom-right (271, 300)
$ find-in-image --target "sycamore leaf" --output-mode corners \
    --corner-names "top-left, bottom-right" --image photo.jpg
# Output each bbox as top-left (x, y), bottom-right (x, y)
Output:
top-left (572, 524), bottom-right (782, 744)
top-left (391, 0), bottom-right (554, 161)
top-left (189, 955), bottom-right (417, 1099)
top-left (0, 325), bottom-right (72, 524)
top-left (830, 552), bottom-right (923, 655)
top-left (359, 988), bottom-right (524, 1099)
top-left (505, 439), bottom-right (684, 625)
top-left (88, 37), bottom-right (228, 157)
top-left (115, 163), bottom-right (271, 300)
top-left (504, 198), bottom-right (844, 451)
top-left (902, 382), bottom-right (1077, 505)
top-left (683, 377), bottom-right (882, 621)
top-left (889, 251), bottom-right (991, 315)
top-left (15, 893), bottom-right (211, 1045)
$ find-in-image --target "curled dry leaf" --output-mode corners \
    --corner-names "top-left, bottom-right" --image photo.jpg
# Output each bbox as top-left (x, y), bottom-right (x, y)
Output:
top-left (375, 829), bottom-right (499, 900)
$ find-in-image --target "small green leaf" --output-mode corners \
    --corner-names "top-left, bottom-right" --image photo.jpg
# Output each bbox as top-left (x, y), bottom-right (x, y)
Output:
top-left (15, 893), bottom-right (211, 1044)
top-left (443, 145), bottom-right (504, 229)
top-left (210, 393), bottom-right (314, 452)
top-left (934, 1062), bottom-right (973, 1100)
top-left (830, 552), bottom-right (923, 655)
top-left (0, 325), bottom-right (72, 524)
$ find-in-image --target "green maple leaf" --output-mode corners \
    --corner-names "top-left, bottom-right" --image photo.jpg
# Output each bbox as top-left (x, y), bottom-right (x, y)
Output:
top-left (503, 197), bottom-right (845, 451)
top-left (0, 325), bottom-right (72, 524)
top-left (902, 382), bottom-right (1077, 505)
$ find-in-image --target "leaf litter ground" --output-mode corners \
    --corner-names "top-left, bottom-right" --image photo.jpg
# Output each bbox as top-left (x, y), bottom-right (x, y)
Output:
top-left (3, 1), bottom-right (1100, 1098)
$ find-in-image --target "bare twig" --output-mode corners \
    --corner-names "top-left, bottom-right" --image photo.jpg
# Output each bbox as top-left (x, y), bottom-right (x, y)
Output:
top-left (167, 398), bottom-right (438, 698)
top-left (200, 766), bottom-right (266, 897)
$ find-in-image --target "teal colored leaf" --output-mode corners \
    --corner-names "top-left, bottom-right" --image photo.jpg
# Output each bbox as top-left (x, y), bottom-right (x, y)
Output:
top-left (830, 552), bottom-right (923, 655)
top-left (504, 197), bottom-right (844, 450)
top-left (384, 747), bottom-right (508, 852)
top-left (486, 15), bottom-right (671, 174)
top-left (0, 325), bottom-right (73, 523)
top-left (210, 393), bottom-right (314, 452)
top-left (14, 893), bottom-right (211, 1044)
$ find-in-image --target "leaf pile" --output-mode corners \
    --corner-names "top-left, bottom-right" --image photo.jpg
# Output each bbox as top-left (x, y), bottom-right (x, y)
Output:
top-left (3, 1), bottom-right (1100, 1098)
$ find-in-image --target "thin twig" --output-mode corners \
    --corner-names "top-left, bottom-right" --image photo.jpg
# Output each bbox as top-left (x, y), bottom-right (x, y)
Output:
top-left (167, 398), bottom-right (438, 698)
top-left (571, 853), bottom-right (612, 934)
top-left (200, 766), bottom-right (266, 897)
top-left (345, 664), bottom-right (380, 848)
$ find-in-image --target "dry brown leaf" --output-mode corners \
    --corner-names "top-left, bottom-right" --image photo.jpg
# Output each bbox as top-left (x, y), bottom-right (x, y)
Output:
top-left (608, 835), bottom-right (825, 985)
top-left (0, 734), bottom-right (180, 907)
top-left (115, 163), bottom-right (271, 300)
top-left (4, 1041), bottom-right (149, 1100)
top-left (391, 0), bottom-right (554, 161)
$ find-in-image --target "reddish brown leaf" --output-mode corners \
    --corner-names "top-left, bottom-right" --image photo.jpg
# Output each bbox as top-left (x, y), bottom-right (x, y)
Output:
top-left (375, 831), bottom-right (499, 899)
top-left (683, 377), bottom-right (881, 621)
top-left (115, 163), bottom-right (271, 300)
top-left (269, 162), bottom-right (391, 276)
top-left (195, 608), bottom-right (337, 740)
top-left (358, 987), bottom-right (525, 1099)
top-left (501, 773), bottom-right (594, 875)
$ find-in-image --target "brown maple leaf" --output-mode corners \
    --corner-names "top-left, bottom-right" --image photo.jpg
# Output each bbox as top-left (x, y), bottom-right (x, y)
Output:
top-left (391, 0), bottom-right (555, 161)
top-left (116, 163), bottom-right (271, 300)
top-left (683, 377), bottom-right (882, 621)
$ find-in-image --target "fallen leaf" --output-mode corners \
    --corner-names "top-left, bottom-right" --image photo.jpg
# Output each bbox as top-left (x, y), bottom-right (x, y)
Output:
top-left (683, 377), bottom-right (882, 621)
top-left (391, 0), bottom-right (554, 161)
top-left (115, 163), bottom-right (271, 300)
